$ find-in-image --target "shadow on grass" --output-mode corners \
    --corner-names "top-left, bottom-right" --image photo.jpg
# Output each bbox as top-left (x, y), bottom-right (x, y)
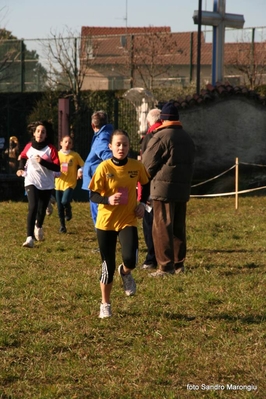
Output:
top-left (123, 305), bottom-right (265, 325)
top-left (163, 312), bottom-right (196, 321)
top-left (159, 312), bottom-right (265, 326)
top-left (206, 313), bottom-right (265, 324)
top-left (162, 311), bottom-right (265, 325)
top-left (189, 262), bottom-right (261, 273)
top-left (190, 248), bottom-right (266, 254)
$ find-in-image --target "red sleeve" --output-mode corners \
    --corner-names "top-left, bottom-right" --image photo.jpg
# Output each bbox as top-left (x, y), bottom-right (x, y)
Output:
top-left (20, 142), bottom-right (32, 160)
top-left (49, 144), bottom-right (60, 166)
top-left (18, 142), bottom-right (32, 169)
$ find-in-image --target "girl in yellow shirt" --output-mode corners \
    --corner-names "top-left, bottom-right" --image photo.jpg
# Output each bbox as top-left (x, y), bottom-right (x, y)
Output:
top-left (55, 136), bottom-right (84, 233)
top-left (89, 129), bottom-right (150, 318)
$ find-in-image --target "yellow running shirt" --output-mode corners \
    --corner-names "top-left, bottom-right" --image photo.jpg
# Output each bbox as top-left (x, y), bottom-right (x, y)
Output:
top-left (55, 150), bottom-right (84, 191)
top-left (89, 158), bottom-right (150, 231)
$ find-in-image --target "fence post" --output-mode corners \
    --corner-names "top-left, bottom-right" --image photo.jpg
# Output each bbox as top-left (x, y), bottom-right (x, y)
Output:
top-left (235, 157), bottom-right (239, 210)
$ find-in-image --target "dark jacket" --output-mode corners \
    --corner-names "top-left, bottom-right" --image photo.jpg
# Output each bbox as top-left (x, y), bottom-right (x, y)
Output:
top-left (142, 121), bottom-right (195, 202)
top-left (141, 121), bottom-right (162, 154)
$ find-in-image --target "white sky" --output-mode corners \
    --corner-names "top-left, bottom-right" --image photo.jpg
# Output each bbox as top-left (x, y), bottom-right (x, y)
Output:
top-left (2, 0), bottom-right (266, 40)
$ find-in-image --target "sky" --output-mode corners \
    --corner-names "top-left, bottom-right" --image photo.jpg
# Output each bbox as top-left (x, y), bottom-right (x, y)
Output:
top-left (2, 0), bottom-right (266, 40)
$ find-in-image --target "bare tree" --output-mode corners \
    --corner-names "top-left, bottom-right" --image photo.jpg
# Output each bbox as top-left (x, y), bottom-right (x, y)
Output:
top-left (41, 27), bottom-right (96, 113)
top-left (106, 30), bottom-right (181, 90)
top-left (83, 29), bottom-right (183, 91)
top-left (226, 30), bottom-right (266, 89)
top-left (131, 30), bottom-right (180, 91)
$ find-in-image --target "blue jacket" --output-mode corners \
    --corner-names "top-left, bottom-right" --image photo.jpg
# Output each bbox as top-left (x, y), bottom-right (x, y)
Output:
top-left (82, 124), bottom-right (113, 191)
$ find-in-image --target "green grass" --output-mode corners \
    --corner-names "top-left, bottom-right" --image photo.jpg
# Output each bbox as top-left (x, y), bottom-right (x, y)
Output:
top-left (0, 197), bottom-right (265, 398)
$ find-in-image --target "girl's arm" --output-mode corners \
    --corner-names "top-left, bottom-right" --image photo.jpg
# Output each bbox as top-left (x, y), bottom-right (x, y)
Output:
top-left (90, 191), bottom-right (122, 206)
top-left (17, 157), bottom-right (27, 171)
top-left (90, 191), bottom-right (109, 204)
top-left (17, 142), bottom-right (31, 171)
top-left (39, 157), bottom-right (60, 172)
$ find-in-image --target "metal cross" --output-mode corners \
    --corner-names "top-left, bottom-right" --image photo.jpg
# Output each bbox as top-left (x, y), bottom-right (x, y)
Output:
top-left (193, 0), bottom-right (245, 84)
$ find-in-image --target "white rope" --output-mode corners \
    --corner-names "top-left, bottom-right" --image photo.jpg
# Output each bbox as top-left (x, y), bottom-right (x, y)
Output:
top-left (188, 160), bottom-right (266, 199)
top-left (191, 165), bottom-right (235, 187)
top-left (191, 185), bottom-right (266, 198)
top-left (240, 162), bottom-right (266, 167)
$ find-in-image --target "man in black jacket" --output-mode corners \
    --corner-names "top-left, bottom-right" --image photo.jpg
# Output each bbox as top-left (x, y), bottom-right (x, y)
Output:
top-left (140, 108), bottom-right (162, 270)
top-left (142, 102), bottom-right (195, 276)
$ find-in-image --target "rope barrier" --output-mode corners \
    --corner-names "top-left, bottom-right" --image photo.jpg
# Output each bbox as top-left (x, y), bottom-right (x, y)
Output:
top-left (191, 165), bottom-right (235, 187)
top-left (239, 161), bottom-right (266, 168)
top-left (191, 185), bottom-right (266, 198)
top-left (190, 159), bottom-right (266, 206)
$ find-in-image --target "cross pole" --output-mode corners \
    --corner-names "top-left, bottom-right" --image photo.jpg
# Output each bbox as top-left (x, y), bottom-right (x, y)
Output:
top-left (193, 0), bottom-right (245, 85)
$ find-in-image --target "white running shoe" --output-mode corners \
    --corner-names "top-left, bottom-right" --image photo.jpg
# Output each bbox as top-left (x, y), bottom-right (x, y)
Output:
top-left (46, 201), bottom-right (53, 216)
top-left (34, 225), bottom-right (44, 241)
top-left (118, 264), bottom-right (136, 296)
top-left (22, 236), bottom-right (34, 248)
top-left (99, 303), bottom-right (112, 318)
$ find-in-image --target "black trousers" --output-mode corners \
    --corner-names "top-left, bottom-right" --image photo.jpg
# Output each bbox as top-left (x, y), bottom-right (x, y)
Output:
top-left (142, 209), bottom-right (157, 266)
top-left (97, 226), bottom-right (138, 284)
top-left (25, 185), bottom-right (52, 237)
top-left (152, 200), bottom-right (187, 272)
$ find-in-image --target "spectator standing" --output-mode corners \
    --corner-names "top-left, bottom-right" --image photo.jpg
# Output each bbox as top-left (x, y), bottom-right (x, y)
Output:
top-left (89, 129), bottom-right (150, 318)
top-left (55, 135), bottom-right (84, 233)
top-left (142, 102), bottom-right (195, 276)
top-left (16, 121), bottom-right (60, 248)
top-left (82, 110), bottom-right (113, 225)
top-left (139, 108), bottom-right (162, 270)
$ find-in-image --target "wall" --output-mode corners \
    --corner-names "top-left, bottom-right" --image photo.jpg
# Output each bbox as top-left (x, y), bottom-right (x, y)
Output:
top-left (179, 96), bottom-right (266, 195)
top-left (180, 96), bottom-right (266, 181)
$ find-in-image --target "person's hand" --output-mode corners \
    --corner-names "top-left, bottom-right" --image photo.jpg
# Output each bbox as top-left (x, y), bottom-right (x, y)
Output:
top-left (77, 170), bottom-right (83, 179)
top-left (108, 192), bottom-right (122, 205)
top-left (16, 169), bottom-right (24, 177)
top-left (134, 203), bottom-right (145, 218)
top-left (35, 155), bottom-right (41, 163)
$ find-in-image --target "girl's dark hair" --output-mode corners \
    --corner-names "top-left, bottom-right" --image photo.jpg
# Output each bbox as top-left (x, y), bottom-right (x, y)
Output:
top-left (27, 120), bottom-right (55, 143)
top-left (110, 129), bottom-right (130, 143)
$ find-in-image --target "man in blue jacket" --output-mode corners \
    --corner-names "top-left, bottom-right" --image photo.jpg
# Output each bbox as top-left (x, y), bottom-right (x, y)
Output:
top-left (82, 110), bottom-right (113, 225)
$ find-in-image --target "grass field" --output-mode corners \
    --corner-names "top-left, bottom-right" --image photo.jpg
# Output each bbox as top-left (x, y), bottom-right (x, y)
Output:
top-left (0, 197), bottom-right (265, 398)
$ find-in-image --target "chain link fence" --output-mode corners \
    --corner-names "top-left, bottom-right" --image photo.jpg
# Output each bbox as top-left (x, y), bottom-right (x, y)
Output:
top-left (1, 27), bottom-right (266, 93)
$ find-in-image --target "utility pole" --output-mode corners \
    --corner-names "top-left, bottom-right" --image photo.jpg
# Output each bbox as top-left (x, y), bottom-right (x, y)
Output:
top-left (196, 0), bottom-right (202, 95)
